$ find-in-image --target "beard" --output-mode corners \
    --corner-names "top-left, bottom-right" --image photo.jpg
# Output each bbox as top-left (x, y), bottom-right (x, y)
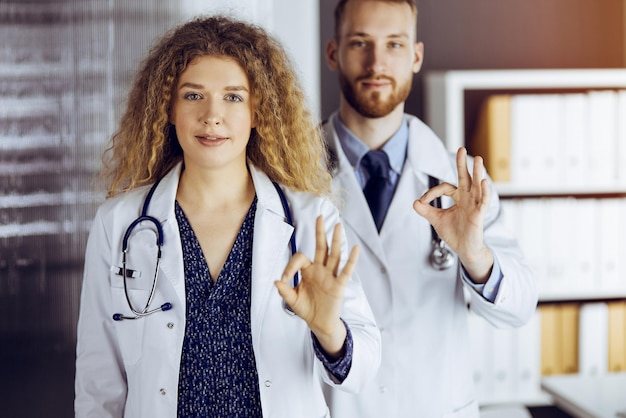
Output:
top-left (339, 72), bottom-right (412, 118)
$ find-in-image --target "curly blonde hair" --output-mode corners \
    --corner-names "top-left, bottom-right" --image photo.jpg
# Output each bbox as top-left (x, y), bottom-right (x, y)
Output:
top-left (102, 15), bottom-right (331, 197)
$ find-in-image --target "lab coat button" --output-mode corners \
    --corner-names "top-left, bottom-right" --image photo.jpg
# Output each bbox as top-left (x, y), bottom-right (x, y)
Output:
top-left (159, 388), bottom-right (166, 395)
top-left (167, 322), bottom-right (174, 329)
top-left (380, 267), bottom-right (387, 275)
top-left (264, 380), bottom-right (272, 387)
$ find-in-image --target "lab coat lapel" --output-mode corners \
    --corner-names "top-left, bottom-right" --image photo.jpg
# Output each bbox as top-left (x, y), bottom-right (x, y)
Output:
top-left (248, 164), bottom-right (294, 343)
top-left (381, 116), bottom-right (458, 238)
top-left (405, 115), bottom-right (458, 186)
top-left (379, 159), bottom-right (424, 239)
top-left (324, 115), bottom-right (388, 266)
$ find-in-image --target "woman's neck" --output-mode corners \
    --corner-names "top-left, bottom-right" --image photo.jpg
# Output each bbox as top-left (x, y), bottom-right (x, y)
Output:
top-left (176, 162), bottom-right (255, 211)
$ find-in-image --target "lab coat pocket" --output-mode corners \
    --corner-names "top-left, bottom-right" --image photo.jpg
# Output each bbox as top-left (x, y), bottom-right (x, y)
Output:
top-left (109, 229), bottom-right (160, 365)
top-left (110, 287), bottom-right (147, 366)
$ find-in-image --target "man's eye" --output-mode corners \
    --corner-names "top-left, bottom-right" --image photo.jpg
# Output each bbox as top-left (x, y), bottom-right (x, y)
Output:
top-left (350, 40), bottom-right (367, 48)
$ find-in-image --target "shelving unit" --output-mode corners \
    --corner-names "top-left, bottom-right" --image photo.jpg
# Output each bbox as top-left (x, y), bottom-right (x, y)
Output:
top-left (424, 68), bottom-right (626, 300)
top-left (424, 69), bottom-right (626, 408)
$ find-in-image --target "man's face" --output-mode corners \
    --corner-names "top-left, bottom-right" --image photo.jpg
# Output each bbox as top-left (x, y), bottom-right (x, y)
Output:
top-left (327, 0), bottom-right (423, 118)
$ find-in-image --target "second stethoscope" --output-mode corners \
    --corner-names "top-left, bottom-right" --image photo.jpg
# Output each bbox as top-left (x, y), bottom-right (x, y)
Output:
top-left (428, 175), bottom-right (455, 271)
top-left (113, 179), bottom-right (297, 321)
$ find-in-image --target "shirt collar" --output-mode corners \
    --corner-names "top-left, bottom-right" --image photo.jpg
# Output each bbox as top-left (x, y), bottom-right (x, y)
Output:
top-left (333, 114), bottom-right (408, 175)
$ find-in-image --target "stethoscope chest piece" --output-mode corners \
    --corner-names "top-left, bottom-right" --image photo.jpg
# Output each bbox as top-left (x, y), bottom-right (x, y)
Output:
top-left (429, 240), bottom-right (455, 271)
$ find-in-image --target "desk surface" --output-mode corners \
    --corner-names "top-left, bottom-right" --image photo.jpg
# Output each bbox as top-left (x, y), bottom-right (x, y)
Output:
top-left (541, 373), bottom-right (626, 418)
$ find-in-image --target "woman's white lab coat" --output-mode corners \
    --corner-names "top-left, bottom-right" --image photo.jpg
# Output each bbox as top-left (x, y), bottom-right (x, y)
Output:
top-left (75, 162), bottom-right (381, 418)
top-left (322, 113), bottom-right (538, 418)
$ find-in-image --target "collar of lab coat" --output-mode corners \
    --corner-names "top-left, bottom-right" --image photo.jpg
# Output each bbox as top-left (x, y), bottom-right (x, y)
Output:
top-left (140, 160), bottom-right (289, 226)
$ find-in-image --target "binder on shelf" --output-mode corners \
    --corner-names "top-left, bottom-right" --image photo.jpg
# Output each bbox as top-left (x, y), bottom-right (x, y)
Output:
top-left (598, 199), bottom-right (621, 292)
top-left (534, 94), bottom-right (563, 187)
top-left (468, 94), bottom-right (511, 183)
top-left (560, 303), bottom-right (580, 374)
top-left (540, 304), bottom-right (561, 375)
top-left (619, 198), bottom-right (626, 295)
top-left (518, 199), bottom-right (547, 295)
top-left (541, 304), bottom-right (579, 375)
top-left (499, 199), bottom-right (519, 237)
top-left (561, 93), bottom-right (588, 186)
top-left (578, 302), bottom-right (609, 376)
top-left (510, 94), bottom-right (559, 187)
top-left (467, 311), bottom-right (494, 403)
top-left (573, 199), bottom-right (600, 294)
top-left (513, 310), bottom-right (543, 402)
top-left (617, 90), bottom-right (626, 184)
top-left (607, 301), bottom-right (626, 372)
top-left (587, 90), bottom-right (618, 185)
top-left (491, 326), bottom-right (517, 402)
top-left (545, 198), bottom-right (574, 295)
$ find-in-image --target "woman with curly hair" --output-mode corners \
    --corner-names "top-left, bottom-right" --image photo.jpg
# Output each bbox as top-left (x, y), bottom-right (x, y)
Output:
top-left (75, 15), bottom-right (380, 418)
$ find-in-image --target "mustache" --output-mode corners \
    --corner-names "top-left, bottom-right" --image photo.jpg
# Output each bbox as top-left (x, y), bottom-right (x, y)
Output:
top-left (356, 74), bottom-right (395, 83)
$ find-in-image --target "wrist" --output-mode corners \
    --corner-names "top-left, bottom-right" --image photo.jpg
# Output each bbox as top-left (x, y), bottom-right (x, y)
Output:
top-left (311, 318), bottom-right (347, 359)
top-left (459, 246), bottom-right (494, 284)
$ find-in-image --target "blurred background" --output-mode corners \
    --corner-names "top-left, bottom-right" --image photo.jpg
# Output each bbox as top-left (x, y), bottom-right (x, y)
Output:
top-left (0, 0), bottom-right (624, 416)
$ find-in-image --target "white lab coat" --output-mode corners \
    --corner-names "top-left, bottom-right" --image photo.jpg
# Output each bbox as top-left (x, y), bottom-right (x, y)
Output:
top-left (75, 161), bottom-right (381, 418)
top-left (322, 113), bottom-right (538, 418)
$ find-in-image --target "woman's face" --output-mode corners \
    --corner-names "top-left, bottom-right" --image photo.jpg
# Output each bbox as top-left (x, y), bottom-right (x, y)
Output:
top-left (170, 54), bottom-right (255, 172)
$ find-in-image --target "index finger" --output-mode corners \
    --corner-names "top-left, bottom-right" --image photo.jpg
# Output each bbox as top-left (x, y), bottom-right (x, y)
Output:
top-left (456, 147), bottom-right (471, 191)
top-left (326, 222), bottom-right (344, 276)
top-left (419, 182), bottom-right (456, 205)
top-left (313, 215), bottom-right (329, 264)
top-left (281, 252), bottom-right (311, 283)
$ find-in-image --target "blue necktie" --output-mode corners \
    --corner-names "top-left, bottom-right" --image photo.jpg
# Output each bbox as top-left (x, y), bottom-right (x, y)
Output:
top-left (362, 150), bottom-right (395, 231)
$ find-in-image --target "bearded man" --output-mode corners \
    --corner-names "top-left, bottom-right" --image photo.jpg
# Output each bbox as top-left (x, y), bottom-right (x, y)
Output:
top-left (321, 1), bottom-right (538, 417)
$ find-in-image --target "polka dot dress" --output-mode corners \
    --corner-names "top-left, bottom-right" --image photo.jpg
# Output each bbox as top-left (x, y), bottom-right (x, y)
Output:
top-left (175, 197), bottom-right (263, 417)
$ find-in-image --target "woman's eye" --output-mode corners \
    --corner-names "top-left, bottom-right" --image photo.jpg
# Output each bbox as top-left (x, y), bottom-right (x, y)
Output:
top-left (225, 94), bottom-right (244, 102)
top-left (184, 92), bottom-right (202, 100)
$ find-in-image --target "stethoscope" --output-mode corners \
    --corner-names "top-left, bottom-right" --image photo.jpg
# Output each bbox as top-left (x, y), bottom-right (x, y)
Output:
top-left (428, 176), bottom-right (455, 271)
top-left (113, 179), bottom-right (298, 321)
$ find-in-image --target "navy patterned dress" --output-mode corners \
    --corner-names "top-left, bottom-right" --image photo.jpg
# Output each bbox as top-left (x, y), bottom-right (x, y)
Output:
top-left (175, 198), bottom-right (263, 417)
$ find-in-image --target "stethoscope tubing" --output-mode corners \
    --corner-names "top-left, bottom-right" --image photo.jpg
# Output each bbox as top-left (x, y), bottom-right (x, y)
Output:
top-left (113, 178), bottom-right (297, 320)
top-left (428, 176), bottom-right (455, 271)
